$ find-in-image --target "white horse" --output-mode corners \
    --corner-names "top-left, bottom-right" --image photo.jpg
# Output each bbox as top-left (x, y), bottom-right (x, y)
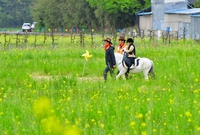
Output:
top-left (115, 53), bottom-right (155, 80)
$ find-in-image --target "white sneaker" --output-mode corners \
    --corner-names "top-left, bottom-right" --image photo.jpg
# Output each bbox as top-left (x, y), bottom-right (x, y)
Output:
top-left (130, 65), bottom-right (134, 68)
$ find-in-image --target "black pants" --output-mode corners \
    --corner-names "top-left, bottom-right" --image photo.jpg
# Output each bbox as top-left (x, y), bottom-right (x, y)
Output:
top-left (130, 57), bottom-right (135, 66)
top-left (127, 57), bottom-right (136, 74)
top-left (103, 65), bottom-right (113, 81)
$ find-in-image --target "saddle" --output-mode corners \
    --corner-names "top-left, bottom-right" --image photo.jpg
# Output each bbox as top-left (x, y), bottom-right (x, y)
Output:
top-left (123, 57), bottom-right (140, 69)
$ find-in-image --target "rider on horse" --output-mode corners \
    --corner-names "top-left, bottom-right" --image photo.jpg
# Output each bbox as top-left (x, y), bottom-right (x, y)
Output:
top-left (124, 38), bottom-right (136, 73)
top-left (116, 35), bottom-right (129, 78)
top-left (117, 36), bottom-right (126, 54)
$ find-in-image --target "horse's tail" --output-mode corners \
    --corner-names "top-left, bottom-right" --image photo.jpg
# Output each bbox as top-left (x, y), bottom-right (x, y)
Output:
top-left (149, 61), bottom-right (155, 79)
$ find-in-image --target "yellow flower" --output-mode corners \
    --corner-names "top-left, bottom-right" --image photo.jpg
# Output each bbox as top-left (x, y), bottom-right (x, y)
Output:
top-left (33, 97), bottom-right (52, 119)
top-left (196, 126), bottom-right (200, 131)
top-left (195, 78), bottom-right (198, 82)
top-left (65, 119), bottom-right (70, 124)
top-left (141, 123), bottom-right (146, 127)
top-left (142, 131), bottom-right (147, 135)
top-left (100, 123), bottom-right (104, 128)
top-left (187, 118), bottom-right (192, 122)
top-left (97, 111), bottom-right (102, 114)
top-left (85, 124), bottom-right (90, 128)
top-left (0, 112), bottom-right (4, 116)
top-left (136, 113), bottom-right (143, 119)
top-left (63, 126), bottom-right (81, 135)
top-left (129, 121), bottom-right (136, 127)
top-left (91, 119), bottom-right (95, 123)
top-left (125, 106), bottom-right (129, 110)
top-left (169, 99), bottom-right (174, 104)
top-left (185, 111), bottom-right (192, 117)
top-left (193, 90), bottom-right (198, 93)
top-left (194, 100), bottom-right (197, 104)
top-left (67, 97), bottom-right (70, 101)
top-left (82, 50), bottom-right (92, 61)
top-left (41, 116), bottom-right (63, 134)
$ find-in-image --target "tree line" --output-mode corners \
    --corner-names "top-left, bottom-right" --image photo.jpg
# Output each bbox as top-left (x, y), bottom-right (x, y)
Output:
top-left (33, 0), bottom-right (152, 31)
top-left (1, 0), bottom-right (149, 30)
top-left (1, 0), bottom-right (200, 31)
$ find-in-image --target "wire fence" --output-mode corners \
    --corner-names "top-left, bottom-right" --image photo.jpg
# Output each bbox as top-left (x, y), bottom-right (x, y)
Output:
top-left (1, 27), bottom-right (199, 50)
top-left (0, 30), bottom-right (124, 50)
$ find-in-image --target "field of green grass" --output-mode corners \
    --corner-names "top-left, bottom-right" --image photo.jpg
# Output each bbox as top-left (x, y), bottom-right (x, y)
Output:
top-left (0, 34), bottom-right (200, 135)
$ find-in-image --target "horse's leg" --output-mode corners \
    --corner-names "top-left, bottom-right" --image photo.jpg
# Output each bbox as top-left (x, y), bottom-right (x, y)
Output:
top-left (143, 69), bottom-right (149, 80)
top-left (116, 71), bottom-right (122, 80)
top-left (150, 70), bottom-right (155, 79)
top-left (116, 70), bottom-right (126, 80)
top-left (149, 61), bottom-right (155, 79)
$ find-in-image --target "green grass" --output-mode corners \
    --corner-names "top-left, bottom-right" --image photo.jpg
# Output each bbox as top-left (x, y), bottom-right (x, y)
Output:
top-left (0, 35), bottom-right (200, 135)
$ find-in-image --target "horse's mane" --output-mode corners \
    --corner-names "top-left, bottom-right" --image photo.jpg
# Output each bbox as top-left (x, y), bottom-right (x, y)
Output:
top-left (115, 53), bottom-right (142, 61)
top-left (115, 53), bottom-right (123, 56)
top-left (114, 53), bottom-right (123, 59)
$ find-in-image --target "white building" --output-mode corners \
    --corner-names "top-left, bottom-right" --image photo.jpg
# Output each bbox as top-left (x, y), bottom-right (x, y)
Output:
top-left (136, 0), bottom-right (200, 39)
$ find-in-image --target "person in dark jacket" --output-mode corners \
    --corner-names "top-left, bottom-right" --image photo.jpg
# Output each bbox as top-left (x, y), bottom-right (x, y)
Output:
top-left (103, 38), bottom-right (116, 81)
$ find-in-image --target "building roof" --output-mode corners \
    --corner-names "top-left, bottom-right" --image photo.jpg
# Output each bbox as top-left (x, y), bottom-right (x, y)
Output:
top-left (165, 8), bottom-right (200, 14)
top-left (136, 0), bottom-right (198, 16)
top-left (191, 14), bottom-right (200, 17)
top-left (137, 12), bottom-right (152, 16)
top-left (136, 6), bottom-right (152, 16)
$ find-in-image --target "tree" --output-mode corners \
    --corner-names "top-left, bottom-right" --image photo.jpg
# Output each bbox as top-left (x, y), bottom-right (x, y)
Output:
top-left (86, 0), bottom-right (145, 14)
top-left (194, 0), bottom-right (200, 7)
top-left (0, 0), bottom-right (34, 27)
top-left (32, 0), bottom-right (96, 30)
top-left (86, 0), bottom-right (151, 29)
top-left (32, 0), bottom-right (151, 31)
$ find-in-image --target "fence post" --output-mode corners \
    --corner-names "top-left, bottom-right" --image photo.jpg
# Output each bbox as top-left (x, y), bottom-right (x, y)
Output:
top-left (34, 34), bottom-right (37, 47)
top-left (82, 29), bottom-right (85, 47)
top-left (91, 29), bottom-right (94, 47)
top-left (102, 29), bottom-right (105, 46)
top-left (15, 33), bottom-right (20, 47)
top-left (43, 31), bottom-right (47, 45)
top-left (3, 32), bottom-right (7, 49)
top-left (23, 32), bottom-right (29, 48)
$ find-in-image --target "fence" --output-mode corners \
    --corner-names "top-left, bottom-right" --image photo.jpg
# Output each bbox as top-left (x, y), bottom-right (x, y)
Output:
top-left (0, 30), bottom-right (128, 50)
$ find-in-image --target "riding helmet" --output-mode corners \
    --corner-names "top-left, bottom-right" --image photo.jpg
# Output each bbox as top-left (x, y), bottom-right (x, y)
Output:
top-left (127, 38), bottom-right (134, 43)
